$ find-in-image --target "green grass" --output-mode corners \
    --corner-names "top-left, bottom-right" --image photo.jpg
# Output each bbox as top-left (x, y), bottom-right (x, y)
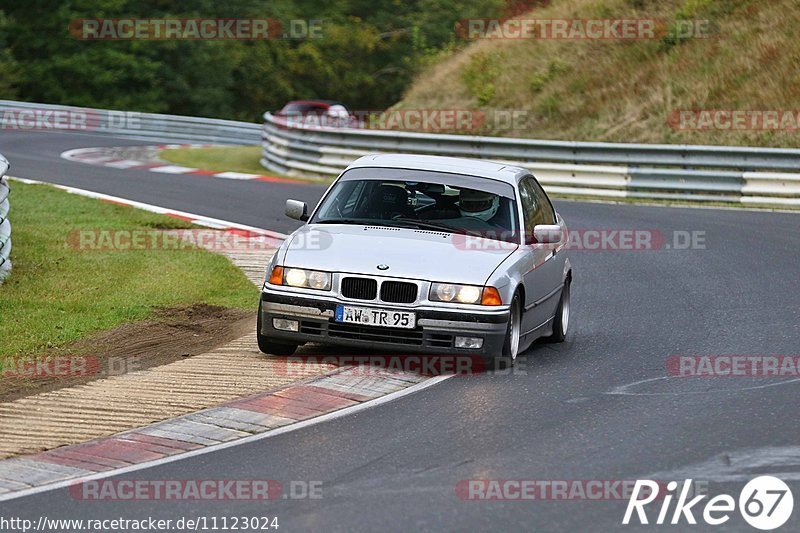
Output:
top-left (159, 145), bottom-right (333, 184)
top-left (0, 181), bottom-right (258, 358)
top-left (160, 145), bottom-right (267, 175)
top-left (398, 0), bottom-right (800, 148)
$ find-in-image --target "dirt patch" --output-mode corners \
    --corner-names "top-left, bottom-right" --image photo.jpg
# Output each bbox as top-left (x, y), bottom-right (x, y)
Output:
top-left (0, 304), bottom-right (254, 403)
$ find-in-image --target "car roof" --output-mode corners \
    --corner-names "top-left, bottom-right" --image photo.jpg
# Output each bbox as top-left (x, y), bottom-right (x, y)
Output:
top-left (345, 154), bottom-right (528, 184)
top-left (282, 99), bottom-right (342, 108)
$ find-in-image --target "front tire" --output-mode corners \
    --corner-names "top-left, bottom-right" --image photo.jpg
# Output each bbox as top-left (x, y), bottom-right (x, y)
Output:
top-left (497, 292), bottom-right (522, 369)
top-left (545, 278), bottom-right (570, 343)
top-left (257, 301), bottom-right (299, 356)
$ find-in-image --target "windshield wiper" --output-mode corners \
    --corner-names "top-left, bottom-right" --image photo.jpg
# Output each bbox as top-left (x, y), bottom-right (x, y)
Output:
top-left (391, 217), bottom-right (517, 243)
top-left (315, 218), bottom-right (418, 229)
top-left (389, 217), bottom-right (470, 235)
top-left (316, 218), bottom-right (374, 225)
top-left (316, 217), bottom-right (481, 236)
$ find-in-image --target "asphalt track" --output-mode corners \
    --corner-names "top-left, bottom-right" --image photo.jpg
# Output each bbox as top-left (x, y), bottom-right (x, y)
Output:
top-left (1, 131), bottom-right (799, 532)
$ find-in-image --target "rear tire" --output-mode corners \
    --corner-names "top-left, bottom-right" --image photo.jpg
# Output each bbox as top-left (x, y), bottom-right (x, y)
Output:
top-left (544, 278), bottom-right (571, 343)
top-left (257, 301), bottom-right (299, 356)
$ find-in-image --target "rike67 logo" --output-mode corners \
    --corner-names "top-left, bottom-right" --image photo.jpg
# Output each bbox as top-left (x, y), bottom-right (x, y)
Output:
top-left (623, 477), bottom-right (794, 530)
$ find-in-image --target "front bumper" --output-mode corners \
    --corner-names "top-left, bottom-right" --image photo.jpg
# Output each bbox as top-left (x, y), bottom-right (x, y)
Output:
top-left (260, 289), bottom-right (509, 356)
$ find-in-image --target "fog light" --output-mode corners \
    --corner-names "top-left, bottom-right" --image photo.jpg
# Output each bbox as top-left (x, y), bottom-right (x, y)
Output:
top-left (455, 336), bottom-right (483, 349)
top-left (272, 318), bottom-right (299, 332)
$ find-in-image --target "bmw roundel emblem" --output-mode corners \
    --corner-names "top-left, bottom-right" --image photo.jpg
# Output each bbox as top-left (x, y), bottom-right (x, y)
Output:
top-left (377, 264), bottom-right (390, 271)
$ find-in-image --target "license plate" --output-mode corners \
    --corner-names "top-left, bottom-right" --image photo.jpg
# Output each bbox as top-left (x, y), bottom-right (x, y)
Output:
top-left (335, 305), bottom-right (416, 329)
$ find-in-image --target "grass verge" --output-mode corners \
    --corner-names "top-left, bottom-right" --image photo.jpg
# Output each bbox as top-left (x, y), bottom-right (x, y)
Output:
top-left (0, 181), bottom-right (258, 359)
top-left (159, 145), bottom-right (332, 184)
top-left (161, 145), bottom-right (266, 174)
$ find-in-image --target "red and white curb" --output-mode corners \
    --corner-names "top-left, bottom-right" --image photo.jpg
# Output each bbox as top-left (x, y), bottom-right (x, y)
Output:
top-left (0, 368), bottom-right (448, 501)
top-left (9, 176), bottom-right (288, 243)
top-left (0, 177), bottom-right (452, 501)
top-left (61, 144), bottom-right (303, 184)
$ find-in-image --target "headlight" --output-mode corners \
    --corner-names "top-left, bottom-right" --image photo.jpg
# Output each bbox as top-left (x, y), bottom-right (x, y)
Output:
top-left (268, 266), bottom-right (331, 291)
top-left (430, 283), bottom-right (502, 306)
top-left (285, 268), bottom-right (308, 287)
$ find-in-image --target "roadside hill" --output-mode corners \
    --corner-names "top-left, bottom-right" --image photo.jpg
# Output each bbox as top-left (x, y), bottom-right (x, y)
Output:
top-left (394, 0), bottom-right (800, 147)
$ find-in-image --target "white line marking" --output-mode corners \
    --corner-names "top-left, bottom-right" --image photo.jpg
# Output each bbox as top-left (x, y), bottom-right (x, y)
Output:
top-left (7, 176), bottom-right (287, 239)
top-left (606, 376), bottom-right (800, 396)
top-left (79, 157), bottom-right (118, 165)
top-left (104, 160), bottom-right (145, 169)
top-left (149, 165), bottom-right (196, 174)
top-left (60, 147), bottom-right (104, 161)
top-left (214, 171), bottom-right (263, 180)
top-left (0, 374), bottom-right (453, 502)
top-left (645, 446), bottom-right (800, 482)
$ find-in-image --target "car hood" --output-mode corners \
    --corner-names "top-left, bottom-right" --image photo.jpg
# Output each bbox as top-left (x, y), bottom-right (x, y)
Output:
top-left (281, 224), bottom-right (517, 286)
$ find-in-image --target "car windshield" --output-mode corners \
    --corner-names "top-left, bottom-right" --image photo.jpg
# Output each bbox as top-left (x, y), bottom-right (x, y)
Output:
top-left (311, 168), bottom-right (518, 242)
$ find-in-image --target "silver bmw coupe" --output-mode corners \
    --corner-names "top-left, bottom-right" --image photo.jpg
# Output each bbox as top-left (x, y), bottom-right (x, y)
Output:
top-left (258, 154), bottom-right (572, 366)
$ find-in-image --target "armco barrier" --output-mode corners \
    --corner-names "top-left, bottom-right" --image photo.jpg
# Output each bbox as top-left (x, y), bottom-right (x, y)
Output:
top-left (260, 113), bottom-right (800, 207)
top-left (0, 100), bottom-right (260, 145)
top-left (0, 153), bottom-right (11, 282)
top-left (2, 99), bottom-right (797, 207)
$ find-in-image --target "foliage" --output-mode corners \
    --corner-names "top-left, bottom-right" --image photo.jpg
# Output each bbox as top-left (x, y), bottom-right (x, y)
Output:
top-left (0, 0), bottom-right (509, 120)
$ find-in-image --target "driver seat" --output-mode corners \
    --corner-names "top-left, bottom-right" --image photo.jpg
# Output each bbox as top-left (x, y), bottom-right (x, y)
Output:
top-left (364, 184), bottom-right (415, 220)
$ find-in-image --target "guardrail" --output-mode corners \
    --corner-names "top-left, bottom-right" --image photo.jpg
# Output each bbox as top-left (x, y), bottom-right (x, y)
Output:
top-left (0, 100), bottom-right (261, 145)
top-left (0, 153), bottom-right (11, 282)
top-left (260, 113), bottom-right (800, 207)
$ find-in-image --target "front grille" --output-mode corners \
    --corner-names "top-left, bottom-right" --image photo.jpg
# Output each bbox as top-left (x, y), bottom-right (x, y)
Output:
top-left (341, 277), bottom-right (377, 300)
top-left (328, 323), bottom-right (424, 345)
top-left (300, 321), bottom-right (323, 335)
top-left (300, 320), bottom-right (456, 348)
top-left (428, 333), bottom-right (455, 348)
top-left (380, 281), bottom-right (418, 303)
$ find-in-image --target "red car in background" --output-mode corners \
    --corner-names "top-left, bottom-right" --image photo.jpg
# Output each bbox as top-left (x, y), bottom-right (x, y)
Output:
top-left (274, 100), bottom-right (354, 128)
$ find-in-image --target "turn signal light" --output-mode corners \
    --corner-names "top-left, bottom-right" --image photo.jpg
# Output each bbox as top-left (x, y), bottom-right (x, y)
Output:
top-left (481, 287), bottom-right (502, 306)
top-left (268, 266), bottom-right (284, 285)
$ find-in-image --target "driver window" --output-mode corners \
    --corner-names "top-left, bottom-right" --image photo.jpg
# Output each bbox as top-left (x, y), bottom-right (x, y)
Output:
top-left (527, 177), bottom-right (556, 225)
top-left (518, 178), bottom-right (540, 242)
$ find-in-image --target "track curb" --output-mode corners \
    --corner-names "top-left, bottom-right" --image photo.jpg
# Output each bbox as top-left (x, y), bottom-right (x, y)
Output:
top-left (0, 178), bottom-right (445, 502)
top-left (61, 144), bottom-right (304, 184)
top-left (0, 366), bottom-right (433, 500)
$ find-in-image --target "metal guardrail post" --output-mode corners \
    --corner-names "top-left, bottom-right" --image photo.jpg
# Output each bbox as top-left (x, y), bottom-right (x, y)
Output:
top-left (0, 153), bottom-right (11, 282)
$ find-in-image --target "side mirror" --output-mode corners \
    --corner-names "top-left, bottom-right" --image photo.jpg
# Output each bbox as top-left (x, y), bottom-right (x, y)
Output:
top-left (286, 199), bottom-right (309, 221)
top-left (533, 224), bottom-right (562, 244)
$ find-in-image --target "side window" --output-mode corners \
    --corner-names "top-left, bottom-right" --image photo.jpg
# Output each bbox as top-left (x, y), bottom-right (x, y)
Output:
top-left (318, 181), bottom-right (365, 219)
top-left (342, 181), bottom-right (366, 215)
top-left (527, 177), bottom-right (556, 225)
top-left (518, 178), bottom-right (539, 241)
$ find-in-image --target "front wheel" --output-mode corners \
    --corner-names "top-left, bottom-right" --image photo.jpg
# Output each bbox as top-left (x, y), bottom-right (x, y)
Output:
top-left (257, 301), bottom-right (299, 356)
top-left (497, 292), bottom-right (522, 368)
top-left (544, 278), bottom-right (571, 343)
